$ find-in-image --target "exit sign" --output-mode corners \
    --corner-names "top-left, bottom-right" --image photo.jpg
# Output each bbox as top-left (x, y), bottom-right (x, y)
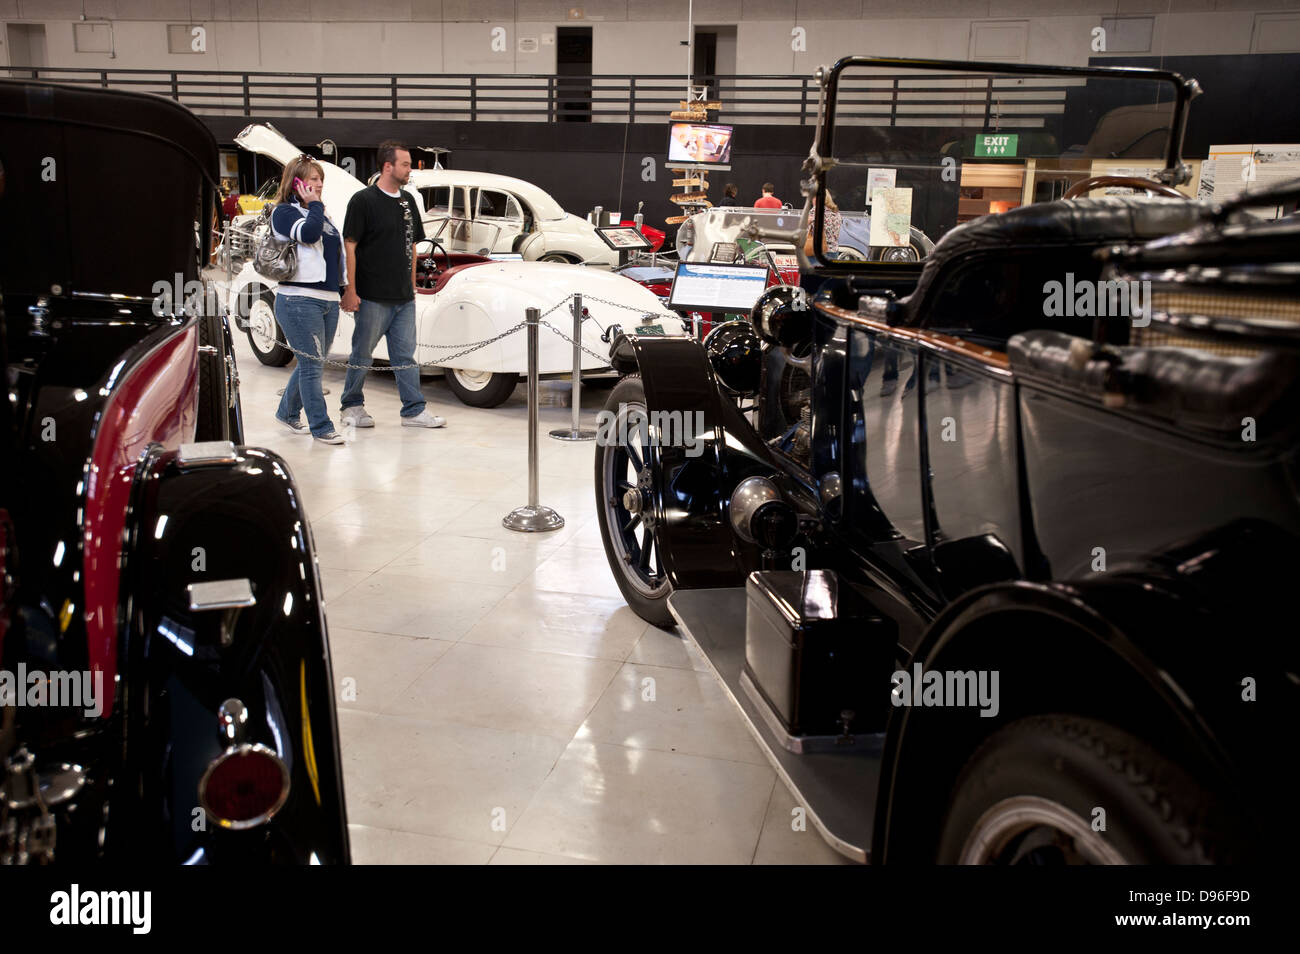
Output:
top-left (975, 134), bottom-right (1019, 157)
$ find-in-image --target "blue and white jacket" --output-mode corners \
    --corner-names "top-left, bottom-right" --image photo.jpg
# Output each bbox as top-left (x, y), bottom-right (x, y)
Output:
top-left (271, 199), bottom-right (347, 298)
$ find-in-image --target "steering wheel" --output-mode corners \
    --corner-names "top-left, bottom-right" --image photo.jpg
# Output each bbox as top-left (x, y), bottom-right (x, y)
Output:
top-left (1063, 176), bottom-right (1186, 200)
top-left (418, 237), bottom-right (451, 280)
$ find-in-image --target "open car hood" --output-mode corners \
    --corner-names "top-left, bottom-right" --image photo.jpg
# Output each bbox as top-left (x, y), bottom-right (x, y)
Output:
top-left (234, 122), bottom-right (424, 223)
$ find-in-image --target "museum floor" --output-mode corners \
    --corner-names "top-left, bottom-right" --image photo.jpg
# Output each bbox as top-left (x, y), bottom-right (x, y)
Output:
top-left (231, 332), bottom-right (849, 865)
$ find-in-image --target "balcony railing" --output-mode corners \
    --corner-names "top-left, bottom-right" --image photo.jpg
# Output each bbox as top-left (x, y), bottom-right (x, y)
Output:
top-left (1, 66), bottom-right (1071, 128)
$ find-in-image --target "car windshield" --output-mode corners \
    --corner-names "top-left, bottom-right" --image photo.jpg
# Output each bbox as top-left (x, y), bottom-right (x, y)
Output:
top-left (814, 59), bottom-right (1192, 265)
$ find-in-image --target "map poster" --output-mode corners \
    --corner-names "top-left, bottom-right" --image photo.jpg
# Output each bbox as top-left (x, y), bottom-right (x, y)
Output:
top-left (868, 187), bottom-right (913, 247)
top-left (867, 168), bottom-right (897, 209)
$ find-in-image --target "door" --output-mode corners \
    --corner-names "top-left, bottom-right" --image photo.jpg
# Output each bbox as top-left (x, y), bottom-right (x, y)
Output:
top-left (843, 323), bottom-right (940, 607)
top-left (692, 26), bottom-right (735, 101)
top-left (6, 24), bottom-right (47, 78)
top-left (473, 188), bottom-right (525, 253)
top-left (556, 26), bottom-right (592, 123)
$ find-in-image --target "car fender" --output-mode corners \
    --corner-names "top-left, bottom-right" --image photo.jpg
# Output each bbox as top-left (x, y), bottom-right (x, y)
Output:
top-left (873, 567), bottom-right (1290, 862)
top-left (434, 262), bottom-right (672, 373)
top-left (608, 334), bottom-right (804, 589)
top-left (421, 295), bottom-right (508, 373)
top-left (114, 443), bottom-right (349, 864)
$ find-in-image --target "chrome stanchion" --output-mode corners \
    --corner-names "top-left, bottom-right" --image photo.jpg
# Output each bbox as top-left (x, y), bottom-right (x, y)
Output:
top-left (550, 293), bottom-right (595, 442)
top-left (504, 307), bottom-right (565, 533)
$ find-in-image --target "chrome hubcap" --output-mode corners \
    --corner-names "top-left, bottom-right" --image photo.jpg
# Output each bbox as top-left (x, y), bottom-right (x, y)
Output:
top-left (249, 300), bottom-right (276, 352)
top-left (452, 368), bottom-right (493, 391)
top-left (959, 796), bottom-right (1129, 866)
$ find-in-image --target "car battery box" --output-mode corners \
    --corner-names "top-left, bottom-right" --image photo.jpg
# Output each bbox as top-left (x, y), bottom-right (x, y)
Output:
top-left (743, 570), bottom-right (896, 737)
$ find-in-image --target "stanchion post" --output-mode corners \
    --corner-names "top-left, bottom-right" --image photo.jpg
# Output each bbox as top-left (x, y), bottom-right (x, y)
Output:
top-left (504, 307), bottom-right (565, 532)
top-left (550, 293), bottom-right (595, 442)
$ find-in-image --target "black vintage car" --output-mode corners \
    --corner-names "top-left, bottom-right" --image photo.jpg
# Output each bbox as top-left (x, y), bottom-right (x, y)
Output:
top-left (0, 81), bottom-right (349, 863)
top-left (594, 57), bottom-right (1299, 864)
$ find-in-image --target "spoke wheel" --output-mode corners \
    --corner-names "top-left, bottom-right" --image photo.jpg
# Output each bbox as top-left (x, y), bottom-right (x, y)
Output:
top-left (594, 375), bottom-right (674, 625)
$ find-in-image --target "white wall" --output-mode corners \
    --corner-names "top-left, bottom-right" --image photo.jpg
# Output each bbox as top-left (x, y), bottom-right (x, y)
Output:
top-left (1, 1), bottom-right (1293, 121)
top-left (4, 2), bottom-right (1295, 70)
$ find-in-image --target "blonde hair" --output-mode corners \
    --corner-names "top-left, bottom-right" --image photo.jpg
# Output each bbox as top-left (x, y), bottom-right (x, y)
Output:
top-left (274, 155), bottom-right (325, 206)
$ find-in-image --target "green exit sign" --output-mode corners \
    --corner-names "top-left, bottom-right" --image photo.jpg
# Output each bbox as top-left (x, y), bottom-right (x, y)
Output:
top-left (975, 134), bottom-right (1019, 157)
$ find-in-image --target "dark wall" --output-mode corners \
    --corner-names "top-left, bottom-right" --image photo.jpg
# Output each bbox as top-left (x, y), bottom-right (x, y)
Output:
top-left (210, 52), bottom-right (1298, 236)
top-left (1089, 53), bottom-right (1300, 156)
top-left (207, 116), bottom-right (818, 232)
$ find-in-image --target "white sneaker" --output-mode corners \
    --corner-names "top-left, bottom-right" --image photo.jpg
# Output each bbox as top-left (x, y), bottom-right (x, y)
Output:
top-left (340, 406), bottom-right (375, 428)
top-left (275, 413), bottom-right (309, 435)
top-left (313, 430), bottom-right (346, 445)
top-left (401, 409), bottom-right (447, 428)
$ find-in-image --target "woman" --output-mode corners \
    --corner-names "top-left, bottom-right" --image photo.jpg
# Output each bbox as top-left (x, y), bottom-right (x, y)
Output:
top-left (270, 155), bottom-right (349, 445)
top-left (800, 190), bottom-right (844, 300)
top-left (802, 190), bottom-right (843, 260)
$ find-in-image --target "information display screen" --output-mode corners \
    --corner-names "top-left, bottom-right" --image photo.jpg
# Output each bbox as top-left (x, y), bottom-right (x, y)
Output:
top-left (667, 262), bottom-right (769, 313)
top-left (667, 123), bottom-right (735, 165)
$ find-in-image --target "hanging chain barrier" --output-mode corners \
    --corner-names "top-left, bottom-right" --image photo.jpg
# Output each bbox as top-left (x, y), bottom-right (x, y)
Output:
top-left (210, 271), bottom-right (682, 374)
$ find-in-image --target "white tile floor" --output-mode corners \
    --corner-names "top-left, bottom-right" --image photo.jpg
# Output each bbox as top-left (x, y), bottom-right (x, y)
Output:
top-left (231, 329), bottom-right (849, 864)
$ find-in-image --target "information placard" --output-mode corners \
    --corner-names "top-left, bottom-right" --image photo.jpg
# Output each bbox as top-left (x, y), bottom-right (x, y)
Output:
top-left (596, 226), bottom-right (653, 251)
top-left (667, 262), bottom-right (770, 313)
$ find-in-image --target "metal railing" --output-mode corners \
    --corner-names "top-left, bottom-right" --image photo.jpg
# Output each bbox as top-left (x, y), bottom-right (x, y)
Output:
top-left (2, 66), bottom-right (1072, 127)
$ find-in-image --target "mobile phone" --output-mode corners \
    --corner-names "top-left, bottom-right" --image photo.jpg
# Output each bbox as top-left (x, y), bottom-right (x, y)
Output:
top-left (293, 177), bottom-right (305, 192)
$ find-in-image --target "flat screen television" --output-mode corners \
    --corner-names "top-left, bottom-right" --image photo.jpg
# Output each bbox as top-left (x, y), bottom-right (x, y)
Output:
top-left (667, 123), bottom-right (735, 167)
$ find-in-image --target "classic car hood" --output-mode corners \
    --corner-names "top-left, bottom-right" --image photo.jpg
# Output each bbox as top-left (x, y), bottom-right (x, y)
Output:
top-left (439, 261), bottom-right (683, 333)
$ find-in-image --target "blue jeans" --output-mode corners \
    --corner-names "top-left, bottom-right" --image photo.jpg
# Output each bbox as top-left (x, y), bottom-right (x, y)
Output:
top-left (275, 294), bottom-right (340, 437)
top-left (340, 298), bottom-right (427, 417)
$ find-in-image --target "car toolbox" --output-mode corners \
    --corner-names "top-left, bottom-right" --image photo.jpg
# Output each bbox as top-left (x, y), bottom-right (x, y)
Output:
top-left (742, 570), bottom-right (896, 737)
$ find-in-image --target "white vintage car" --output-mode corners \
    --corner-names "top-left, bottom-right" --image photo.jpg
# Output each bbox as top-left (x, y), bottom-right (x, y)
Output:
top-left (677, 205), bottom-right (936, 264)
top-left (225, 125), bottom-right (678, 407)
top-left (407, 168), bottom-right (616, 266)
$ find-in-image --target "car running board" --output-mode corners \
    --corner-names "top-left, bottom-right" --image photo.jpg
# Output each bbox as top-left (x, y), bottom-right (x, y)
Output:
top-left (667, 587), bottom-right (884, 864)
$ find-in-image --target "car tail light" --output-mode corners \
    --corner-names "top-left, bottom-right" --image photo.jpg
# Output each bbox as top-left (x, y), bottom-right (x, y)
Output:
top-left (199, 743), bottom-right (290, 829)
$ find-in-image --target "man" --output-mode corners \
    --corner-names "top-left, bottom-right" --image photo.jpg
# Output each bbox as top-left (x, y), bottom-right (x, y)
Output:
top-left (755, 183), bottom-right (782, 209)
top-left (339, 140), bottom-right (445, 429)
top-left (220, 180), bottom-right (241, 222)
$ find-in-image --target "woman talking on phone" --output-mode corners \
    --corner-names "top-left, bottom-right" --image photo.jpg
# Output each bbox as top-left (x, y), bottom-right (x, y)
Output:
top-left (271, 154), bottom-right (349, 444)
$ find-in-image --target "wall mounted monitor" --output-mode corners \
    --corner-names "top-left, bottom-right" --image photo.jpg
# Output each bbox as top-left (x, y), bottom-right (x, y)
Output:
top-left (668, 122), bottom-right (735, 166)
top-left (667, 262), bottom-right (769, 313)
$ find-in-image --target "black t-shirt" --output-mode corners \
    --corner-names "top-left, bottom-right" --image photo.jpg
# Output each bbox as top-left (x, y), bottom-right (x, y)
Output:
top-left (342, 184), bottom-right (426, 303)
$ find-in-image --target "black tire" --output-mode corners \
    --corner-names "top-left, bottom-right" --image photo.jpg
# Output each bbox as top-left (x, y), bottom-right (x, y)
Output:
top-left (936, 714), bottom-right (1244, 865)
top-left (443, 368), bottom-right (518, 408)
top-left (593, 375), bottom-right (674, 627)
top-left (197, 313), bottom-right (232, 441)
top-left (244, 285), bottom-right (293, 367)
top-left (539, 252), bottom-right (575, 264)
